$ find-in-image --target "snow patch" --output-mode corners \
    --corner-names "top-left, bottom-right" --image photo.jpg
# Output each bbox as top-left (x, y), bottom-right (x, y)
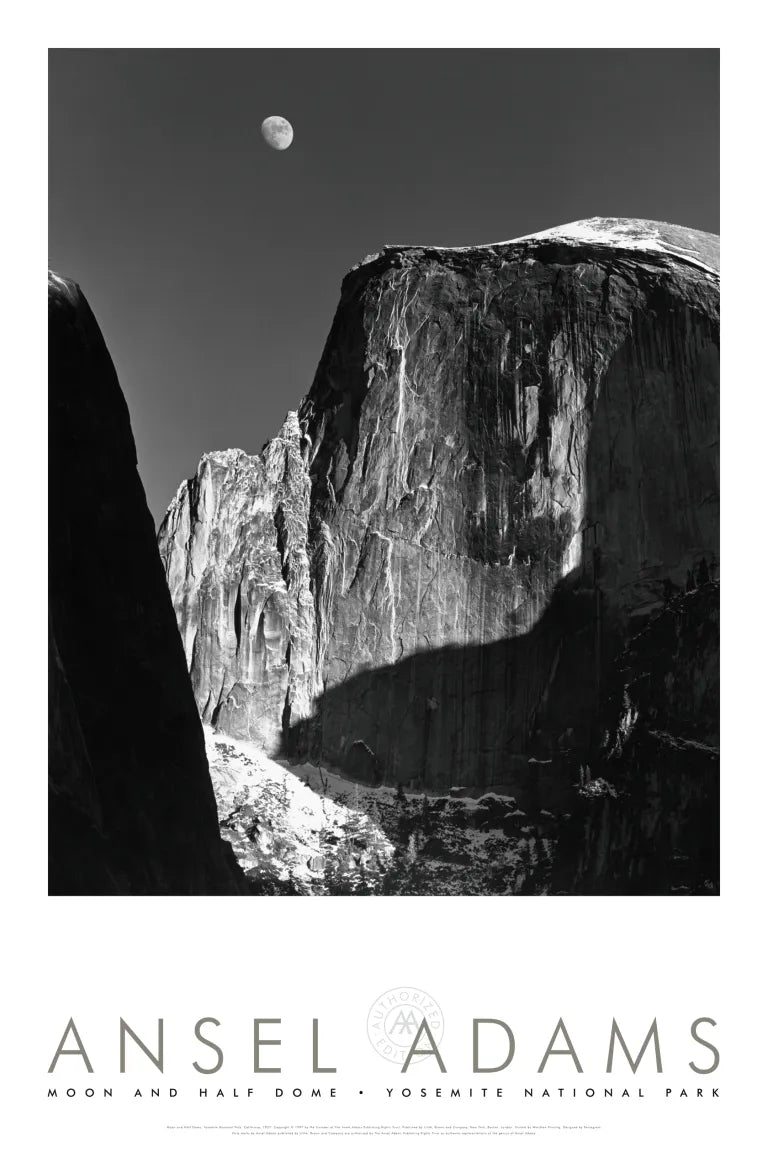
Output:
top-left (354, 217), bottom-right (719, 277)
top-left (205, 727), bottom-right (558, 895)
top-left (516, 218), bottom-right (719, 276)
top-left (204, 726), bottom-right (394, 894)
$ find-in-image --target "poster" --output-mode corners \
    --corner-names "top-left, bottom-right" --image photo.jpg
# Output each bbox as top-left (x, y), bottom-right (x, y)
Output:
top-left (6, 4), bottom-right (762, 1149)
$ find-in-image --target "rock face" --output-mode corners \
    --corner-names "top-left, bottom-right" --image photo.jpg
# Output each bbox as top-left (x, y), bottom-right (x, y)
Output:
top-left (159, 418), bottom-right (315, 755)
top-left (49, 272), bottom-right (247, 895)
top-left (551, 576), bottom-right (719, 895)
top-left (159, 219), bottom-right (719, 817)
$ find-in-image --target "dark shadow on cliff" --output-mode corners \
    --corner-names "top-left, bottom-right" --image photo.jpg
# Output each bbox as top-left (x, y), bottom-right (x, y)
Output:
top-left (282, 297), bottom-right (719, 895)
top-left (49, 275), bottom-right (248, 895)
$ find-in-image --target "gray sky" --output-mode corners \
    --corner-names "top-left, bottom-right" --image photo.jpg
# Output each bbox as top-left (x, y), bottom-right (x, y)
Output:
top-left (49, 48), bottom-right (719, 523)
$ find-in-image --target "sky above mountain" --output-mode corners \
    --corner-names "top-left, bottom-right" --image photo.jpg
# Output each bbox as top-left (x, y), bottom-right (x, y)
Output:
top-left (48, 49), bottom-right (719, 523)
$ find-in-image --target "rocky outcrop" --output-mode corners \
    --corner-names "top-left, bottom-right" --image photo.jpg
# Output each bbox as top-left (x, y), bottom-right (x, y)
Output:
top-left (49, 271), bottom-right (247, 895)
top-left (159, 219), bottom-right (719, 816)
top-left (159, 417), bottom-right (315, 753)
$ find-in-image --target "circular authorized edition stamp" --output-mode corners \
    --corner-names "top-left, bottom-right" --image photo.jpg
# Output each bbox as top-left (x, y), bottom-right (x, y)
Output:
top-left (366, 986), bottom-right (445, 1065)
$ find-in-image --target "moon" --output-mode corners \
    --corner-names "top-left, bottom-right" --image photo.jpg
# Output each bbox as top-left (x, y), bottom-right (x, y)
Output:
top-left (261, 116), bottom-right (294, 151)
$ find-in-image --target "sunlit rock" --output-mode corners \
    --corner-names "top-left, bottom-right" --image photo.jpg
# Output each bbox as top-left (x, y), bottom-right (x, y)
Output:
top-left (159, 219), bottom-right (719, 803)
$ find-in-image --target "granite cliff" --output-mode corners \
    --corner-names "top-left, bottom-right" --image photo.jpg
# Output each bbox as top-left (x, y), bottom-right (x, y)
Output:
top-left (49, 272), bottom-right (247, 895)
top-left (158, 219), bottom-right (719, 890)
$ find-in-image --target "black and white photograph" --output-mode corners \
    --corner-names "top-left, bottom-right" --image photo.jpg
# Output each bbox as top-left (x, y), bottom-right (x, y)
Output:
top-left (7, 6), bottom-right (765, 1151)
top-left (47, 46), bottom-right (720, 897)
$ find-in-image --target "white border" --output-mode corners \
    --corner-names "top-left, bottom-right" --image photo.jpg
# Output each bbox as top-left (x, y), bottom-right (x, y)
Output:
top-left (3, 6), bottom-right (763, 1148)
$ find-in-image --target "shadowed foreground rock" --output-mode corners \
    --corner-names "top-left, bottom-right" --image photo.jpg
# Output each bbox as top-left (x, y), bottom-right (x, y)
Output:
top-left (49, 272), bottom-right (247, 895)
top-left (551, 579), bottom-right (719, 894)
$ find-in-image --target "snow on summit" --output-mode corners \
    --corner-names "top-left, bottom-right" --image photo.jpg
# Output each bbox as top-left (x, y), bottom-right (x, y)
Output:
top-left (515, 217), bottom-right (719, 275)
top-left (360, 217), bottom-right (719, 276)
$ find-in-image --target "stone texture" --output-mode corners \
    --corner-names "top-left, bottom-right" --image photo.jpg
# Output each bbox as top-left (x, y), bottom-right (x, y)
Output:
top-left (159, 416), bottom-right (315, 751)
top-left (49, 271), bottom-right (248, 895)
top-left (158, 219), bottom-right (719, 814)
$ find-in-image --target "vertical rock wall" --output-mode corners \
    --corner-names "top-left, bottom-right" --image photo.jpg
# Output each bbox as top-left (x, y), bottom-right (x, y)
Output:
top-left (159, 220), bottom-right (719, 798)
top-left (49, 272), bottom-right (247, 895)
